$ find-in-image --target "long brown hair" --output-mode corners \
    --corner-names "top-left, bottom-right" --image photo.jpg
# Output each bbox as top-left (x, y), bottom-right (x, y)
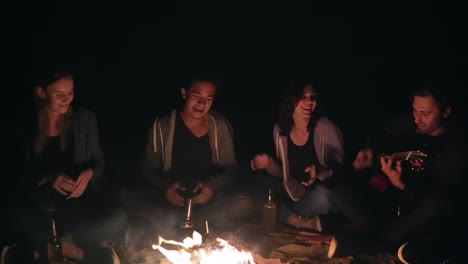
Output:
top-left (278, 79), bottom-right (321, 136)
top-left (33, 68), bottom-right (74, 155)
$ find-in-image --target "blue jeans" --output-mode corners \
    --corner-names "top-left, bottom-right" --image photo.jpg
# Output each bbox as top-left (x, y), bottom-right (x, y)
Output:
top-left (248, 172), bottom-right (334, 223)
top-left (278, 184), bottom-right (333, 222)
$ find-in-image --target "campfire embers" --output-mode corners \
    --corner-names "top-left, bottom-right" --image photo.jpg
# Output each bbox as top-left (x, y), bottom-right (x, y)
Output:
top-left (153, 231), bottom-right (256, 264)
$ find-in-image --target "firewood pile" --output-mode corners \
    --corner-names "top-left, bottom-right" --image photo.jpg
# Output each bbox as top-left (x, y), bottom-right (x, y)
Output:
top-left (234, 224), bottom-right (400, 264)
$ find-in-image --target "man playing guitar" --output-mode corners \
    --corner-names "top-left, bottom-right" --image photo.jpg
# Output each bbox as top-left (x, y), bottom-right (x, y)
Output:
top-left (328, 82), bottom-right (466, 263)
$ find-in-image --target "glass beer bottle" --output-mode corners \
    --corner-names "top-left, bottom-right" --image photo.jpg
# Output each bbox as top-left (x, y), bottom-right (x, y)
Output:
top-left (48, 218), bottom-right (64, 264)
top-left (262, 189), bottom-right (277, 230)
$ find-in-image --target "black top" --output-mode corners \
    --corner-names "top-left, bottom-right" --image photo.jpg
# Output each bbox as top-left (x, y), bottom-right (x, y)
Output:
top-left (39, 136), bottom-right (76, 180)
top-left (171, 114), bottom-right (215, 193)
top-left (287, 132), bottom-right (319, 183)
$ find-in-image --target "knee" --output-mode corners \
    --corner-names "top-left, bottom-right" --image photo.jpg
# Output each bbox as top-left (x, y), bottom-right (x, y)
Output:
top-left (305, 186), bottom-right (332, 203)
top-left (107, 208), bottom-right (128, 229)
top-left (315, 185), bottom-right (332, 197)
top-left (298, 188), bottom-right (332, 214)
top-left (229, 193), bottom-right (255, 217)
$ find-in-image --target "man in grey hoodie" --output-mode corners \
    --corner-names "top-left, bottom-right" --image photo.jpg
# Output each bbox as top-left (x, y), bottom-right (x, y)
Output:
top-left (123, 70), bottom-right (252, 243)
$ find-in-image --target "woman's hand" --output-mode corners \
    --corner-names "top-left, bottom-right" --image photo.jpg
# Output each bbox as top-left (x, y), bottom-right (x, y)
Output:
top-left (250, 153), bottom-right (272, 170)
top-left (302, 164), bottom-right (317, 187)
top-left (53, 174), bottom-right (76, 196)
top-left (352, 148), bottom-right (374, 171)
top-left (67, 168), bottom-right (93, 199)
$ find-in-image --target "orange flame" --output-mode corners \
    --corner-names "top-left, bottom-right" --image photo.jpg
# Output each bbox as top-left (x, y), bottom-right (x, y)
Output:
top-left (152, 231), bottom-right (255, 264)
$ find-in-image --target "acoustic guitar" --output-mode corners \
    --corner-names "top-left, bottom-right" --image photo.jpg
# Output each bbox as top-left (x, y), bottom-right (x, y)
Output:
top-left (368, 150), bottom-right (428, 192)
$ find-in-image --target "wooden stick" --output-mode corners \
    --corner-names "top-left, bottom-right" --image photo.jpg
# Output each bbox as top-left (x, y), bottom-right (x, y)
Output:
top-left (281, 228), bottom-right (327, 237)
top-left (268, 232), bottom-right (333, 245)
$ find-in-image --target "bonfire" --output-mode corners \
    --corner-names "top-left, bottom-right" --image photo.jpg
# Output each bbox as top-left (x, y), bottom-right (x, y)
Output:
top-left (153, 230), bottom-right (255, 264)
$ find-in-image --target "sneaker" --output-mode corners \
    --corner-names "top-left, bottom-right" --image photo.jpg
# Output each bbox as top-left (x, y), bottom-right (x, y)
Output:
top-left (287, 214), bottom-right (322, 232)
top-left (299, 216), bottom-right (322, 232)
top-left (397, 239), bottom-right (449, 264)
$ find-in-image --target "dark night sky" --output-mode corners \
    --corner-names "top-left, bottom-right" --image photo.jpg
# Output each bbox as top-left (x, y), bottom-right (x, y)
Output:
top-left (9, 1), bottom-right (468, 183)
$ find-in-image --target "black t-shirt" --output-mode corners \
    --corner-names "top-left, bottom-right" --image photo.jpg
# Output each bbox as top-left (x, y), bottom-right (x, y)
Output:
top-left (171, 114), bottom-right (215, 192)
top-left (287, 132), bottom-right (319, 183)
top-left (38, 136), bottom-right (76, 179)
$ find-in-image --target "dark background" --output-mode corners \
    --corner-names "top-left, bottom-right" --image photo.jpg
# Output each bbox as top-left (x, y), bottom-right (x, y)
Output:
top-left (8, 1), bottom-right (468, 188)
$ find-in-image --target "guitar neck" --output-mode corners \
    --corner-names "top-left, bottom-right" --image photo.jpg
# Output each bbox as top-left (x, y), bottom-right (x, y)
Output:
top-left (391, 150), bottom-right (427, 162)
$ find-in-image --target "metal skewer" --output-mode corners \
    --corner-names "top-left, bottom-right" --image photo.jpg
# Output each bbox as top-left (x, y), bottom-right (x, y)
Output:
top-left (179, 198), bottom-right (194, 228)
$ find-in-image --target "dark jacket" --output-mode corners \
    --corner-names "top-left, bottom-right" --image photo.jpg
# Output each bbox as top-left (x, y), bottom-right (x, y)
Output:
top-left (16, 108), bottom-right (105, 204)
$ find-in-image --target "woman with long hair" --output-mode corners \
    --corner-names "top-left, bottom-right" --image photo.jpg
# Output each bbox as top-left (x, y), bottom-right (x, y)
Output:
top-left (8, 65), bottom-right (126, 264)
top-left (251, 79), bottom-right (345, 231)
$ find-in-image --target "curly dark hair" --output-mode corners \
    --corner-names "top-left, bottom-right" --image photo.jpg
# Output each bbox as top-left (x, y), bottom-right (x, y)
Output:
top-left (277, 79), bottom-right (321, 136)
